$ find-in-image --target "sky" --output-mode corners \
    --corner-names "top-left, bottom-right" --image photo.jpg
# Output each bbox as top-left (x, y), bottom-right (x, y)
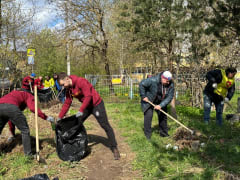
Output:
top-left (16, 0), bottom-right (64, 30)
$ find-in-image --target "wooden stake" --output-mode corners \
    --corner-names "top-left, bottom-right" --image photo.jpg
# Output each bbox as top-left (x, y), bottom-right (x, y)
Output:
top-left (34, 85), bottom-right (40, 161)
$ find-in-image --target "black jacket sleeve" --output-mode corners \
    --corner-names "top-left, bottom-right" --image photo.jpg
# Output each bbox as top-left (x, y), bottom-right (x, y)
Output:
top-left (227, 84), bottom-right (235, 100)
top-left (206, 69), bottom-right (222, 83)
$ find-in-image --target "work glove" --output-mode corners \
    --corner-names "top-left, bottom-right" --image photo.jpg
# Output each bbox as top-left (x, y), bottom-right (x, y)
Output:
top-left (212, 83), bottom-right (217, 89)
top-left (76, 111), bottom-right (83, 118)
top-left (46, 116), bottom-right (55, 123)
top-left (224, 97), bottom-right (229, 102)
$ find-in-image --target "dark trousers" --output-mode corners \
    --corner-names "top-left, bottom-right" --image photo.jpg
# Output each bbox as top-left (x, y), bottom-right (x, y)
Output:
top-left (144, 106), bottom-right (168, 138)
top-left (78, 100), bottom-right (117, 148)
top-left (0, 104), bottom-right (31, 155)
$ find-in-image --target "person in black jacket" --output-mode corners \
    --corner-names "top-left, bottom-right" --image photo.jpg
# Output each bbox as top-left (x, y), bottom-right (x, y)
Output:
top-left (203, 67), bottom-right (237, 126)
top-left (139, 71), bottom-right (174, 139)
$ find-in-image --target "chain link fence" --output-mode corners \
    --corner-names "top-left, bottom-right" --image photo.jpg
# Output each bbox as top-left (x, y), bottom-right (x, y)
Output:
top-left (0, 72), bottom-right (239, 105)
top-left (85, 74), bottom-right (140, 103)
top-left (85, 73), bottom-right (240, 106)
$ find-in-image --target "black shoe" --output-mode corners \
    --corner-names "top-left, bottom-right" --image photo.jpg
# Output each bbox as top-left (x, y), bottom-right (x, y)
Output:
top-left (160, 132), bottom-right (169, 137)
top-left (25, 153), bottom-right (36, 160)
top-left (112, 148), bottom-right (120, 160)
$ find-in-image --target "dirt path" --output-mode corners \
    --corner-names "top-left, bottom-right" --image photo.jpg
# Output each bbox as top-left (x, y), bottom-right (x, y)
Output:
top-left (80, 115), bottom-right (141, 180)
top-left (0, 102), bottom-right (142, 180)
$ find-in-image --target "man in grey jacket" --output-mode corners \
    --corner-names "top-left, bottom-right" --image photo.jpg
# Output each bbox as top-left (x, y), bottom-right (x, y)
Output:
top-left (139, 71), bottom-right (174, 139)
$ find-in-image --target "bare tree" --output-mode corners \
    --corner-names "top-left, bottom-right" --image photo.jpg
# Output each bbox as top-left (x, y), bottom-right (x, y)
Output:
top-left (55, 0), bottom-right (115, 92)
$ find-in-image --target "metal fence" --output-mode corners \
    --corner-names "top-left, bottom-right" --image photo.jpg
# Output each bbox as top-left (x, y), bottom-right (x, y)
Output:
top-left (85, 74), bottom-right (240, 105)
top-left (235, 77), bottom-right (240, 94)
top-left (85, 74), bottom-right (140, 103)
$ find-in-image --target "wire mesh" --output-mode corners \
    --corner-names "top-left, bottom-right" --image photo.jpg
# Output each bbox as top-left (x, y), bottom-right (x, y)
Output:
top-left (85, 73), bottom-right (240, 105)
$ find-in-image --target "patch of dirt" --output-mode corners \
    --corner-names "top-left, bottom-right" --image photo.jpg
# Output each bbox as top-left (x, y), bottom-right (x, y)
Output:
top-left (80, 116), bottom-right (141, 180)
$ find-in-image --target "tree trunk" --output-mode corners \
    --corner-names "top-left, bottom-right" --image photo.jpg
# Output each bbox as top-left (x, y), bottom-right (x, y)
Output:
top-left (0, 0), bottom-right (2, 44)
top-left (168, 39), bottom-right (173, 72)
top-left (99, 10), bottom-right (114, 94)
top-left (102, 46), bottom-right (114, 94)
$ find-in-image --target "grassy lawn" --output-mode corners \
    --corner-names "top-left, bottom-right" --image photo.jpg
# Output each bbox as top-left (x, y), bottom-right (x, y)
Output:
top-left (106, 94), bottom-right (240, 179)
top-left (0, 94), bottom-right (239, 179)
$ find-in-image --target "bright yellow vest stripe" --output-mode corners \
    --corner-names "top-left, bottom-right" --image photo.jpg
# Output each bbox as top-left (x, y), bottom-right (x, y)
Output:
top-left (214, 69), bottom-right (235, 97)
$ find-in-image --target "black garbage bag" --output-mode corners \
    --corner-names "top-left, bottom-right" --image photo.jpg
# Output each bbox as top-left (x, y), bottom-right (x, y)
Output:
top-left (37, 88), bottom-right (54, 103)
top-left (56, 115), bottom-right (88, 161)
top-left (19, 173), bottom-right (59, 180)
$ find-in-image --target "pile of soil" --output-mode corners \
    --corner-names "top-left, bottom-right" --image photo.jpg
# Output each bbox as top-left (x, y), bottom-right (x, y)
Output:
top-left (39, 99), bottom-right (61, 109)
top-left (224, 172), bottom-right (240, 180)
top-left (173, 127), bottom-right (202, 150)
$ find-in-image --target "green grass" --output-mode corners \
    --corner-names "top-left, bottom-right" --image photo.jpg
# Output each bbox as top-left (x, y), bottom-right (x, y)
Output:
top-left (106, 94), bottom-right (240, 179)
top-left (0, 153), bottom-right (34, 180)
top-left (0, 93), bottom-right (239, 179)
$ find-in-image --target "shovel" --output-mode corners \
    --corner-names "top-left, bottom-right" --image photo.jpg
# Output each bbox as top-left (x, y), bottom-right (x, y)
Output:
top-left (146, 100), bottom-right (194, 135)
top-left (34, 86), bottom-right (40, 162)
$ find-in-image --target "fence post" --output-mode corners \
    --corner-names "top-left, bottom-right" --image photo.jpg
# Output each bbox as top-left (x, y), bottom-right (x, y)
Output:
top-left (129, 78), bottom-right (133, 100)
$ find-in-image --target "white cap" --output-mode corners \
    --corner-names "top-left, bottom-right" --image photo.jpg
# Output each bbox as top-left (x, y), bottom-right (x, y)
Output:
top-left (162, 71), bottom-right (172, 80)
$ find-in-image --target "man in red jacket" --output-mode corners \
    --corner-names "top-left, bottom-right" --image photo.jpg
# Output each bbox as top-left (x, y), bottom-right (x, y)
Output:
top-left (22, 73), bottom-right (36, 92)
top-left (0, 90), bottom-right (54, 156)
top-left (57, 72), bottom-right (120, 160)
top-left (34, 76), bottom-right (44, 90)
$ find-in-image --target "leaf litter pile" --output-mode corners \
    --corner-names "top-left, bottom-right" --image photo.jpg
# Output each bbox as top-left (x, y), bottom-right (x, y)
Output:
top-left (173, 127), bottom-right (205, 151)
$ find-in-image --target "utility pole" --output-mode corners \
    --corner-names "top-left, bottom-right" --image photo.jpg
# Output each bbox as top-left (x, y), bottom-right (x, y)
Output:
top-left (65, 1), bottom-right (70, 75)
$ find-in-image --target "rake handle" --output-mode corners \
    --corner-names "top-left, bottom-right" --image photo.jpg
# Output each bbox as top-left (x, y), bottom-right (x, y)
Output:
top-left (29, 82), bottom-right (33, 93)
top-left (146, 100), bottom-right (194, 134)
top-left (225, 101), bottom-right (235, 112)
top-left (50, 86), bottom-right (57, 99)
top-left (34, 86), bottom-right (40, 161)
top-left (56, 87), bottom-right (64, 99)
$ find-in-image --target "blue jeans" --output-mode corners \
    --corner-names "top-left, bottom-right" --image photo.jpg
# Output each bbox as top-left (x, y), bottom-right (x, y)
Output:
top-left (203, 94), bottom-right (224, 126)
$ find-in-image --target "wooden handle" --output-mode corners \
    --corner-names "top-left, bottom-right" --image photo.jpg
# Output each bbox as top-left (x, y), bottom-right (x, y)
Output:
top-left (34, 85), bottom-right (40, 161)
top-left (50, 86), bottom-right (57, 99)
top-left (146, 100), bottom-right (194, 134)
top-left (56, 88), bottom-right (64, 99)
top-left (29, 82), bottom-right (33, 93)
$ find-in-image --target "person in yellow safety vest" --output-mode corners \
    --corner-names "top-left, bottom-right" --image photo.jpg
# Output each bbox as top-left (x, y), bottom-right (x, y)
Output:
top-left (203, 67), bottom-right (237, 126)
top-left (44, 75), bottom-right (55, 88)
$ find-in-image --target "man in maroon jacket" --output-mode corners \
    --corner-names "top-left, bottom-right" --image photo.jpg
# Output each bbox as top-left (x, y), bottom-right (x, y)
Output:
top-left (34, 76), bottom-right (44, 90)
top-left (22, 73), bottom-right (36, 92)
top-left (57, 72), bottom-right (120, 160)
top-left (0, 90), bottom-right (54, 156)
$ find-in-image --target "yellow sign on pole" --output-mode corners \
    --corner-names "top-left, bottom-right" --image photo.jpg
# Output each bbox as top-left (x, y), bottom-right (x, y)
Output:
top-left (27, 49), bottom-right (36, 56)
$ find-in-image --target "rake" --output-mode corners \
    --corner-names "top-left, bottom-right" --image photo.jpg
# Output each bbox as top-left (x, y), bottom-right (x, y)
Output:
top-left (146, 100), bottom-right (195, 135)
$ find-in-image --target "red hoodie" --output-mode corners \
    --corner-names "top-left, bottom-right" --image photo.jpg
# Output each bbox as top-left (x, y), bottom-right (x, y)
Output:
top-left (34, 78), bottom-right (44, 90)
top-left (0, 90), bottom-right (47, 120)
top-left (22, 76), bottom-right (34, 90)
top-left (58, 75), bottom-right (102, 118)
